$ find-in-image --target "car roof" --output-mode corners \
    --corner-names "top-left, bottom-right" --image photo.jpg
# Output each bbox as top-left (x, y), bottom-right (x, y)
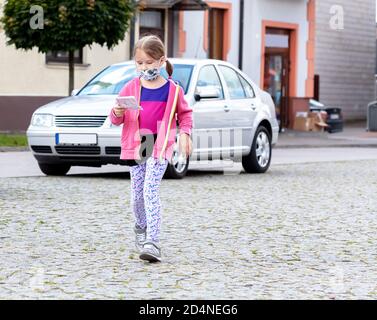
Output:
top-left (111, 58), bottom-right (234, 68)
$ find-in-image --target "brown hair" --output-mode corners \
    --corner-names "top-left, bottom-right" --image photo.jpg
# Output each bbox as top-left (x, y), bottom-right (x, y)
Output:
top-left (133, 35), bottom-right (173, 78)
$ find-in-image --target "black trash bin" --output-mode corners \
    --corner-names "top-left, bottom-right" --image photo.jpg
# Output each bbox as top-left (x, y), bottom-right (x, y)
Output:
top-left (367, 101), bottom-right (377, 131)
top-left (325, 107), bottom-right (343, 133)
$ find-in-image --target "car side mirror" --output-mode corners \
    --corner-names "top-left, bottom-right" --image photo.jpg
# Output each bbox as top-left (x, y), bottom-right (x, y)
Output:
top-left (71, 89), bottom-right (79, 96)
top-left (194, 86), bottom-right (220, 101)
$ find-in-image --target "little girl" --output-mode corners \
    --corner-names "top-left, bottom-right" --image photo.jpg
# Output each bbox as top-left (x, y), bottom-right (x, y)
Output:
top-left (109, 35), bottom-right (193, 263)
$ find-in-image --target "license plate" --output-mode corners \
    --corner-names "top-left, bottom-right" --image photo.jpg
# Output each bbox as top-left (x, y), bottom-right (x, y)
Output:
top-left (56, 133), bottom-right (97, 145)
top-left (330, 114), bottom-right (339, 120)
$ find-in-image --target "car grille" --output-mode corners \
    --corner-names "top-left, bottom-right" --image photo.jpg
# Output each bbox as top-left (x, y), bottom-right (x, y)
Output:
top-left (55, 146), bottom-right (101, 155)
top-left (55, 116), bottom-right (107, 127)
top-left (30, 145), bottom-right (53, 153)
top-left (105, 147), bottom-right (121, 155)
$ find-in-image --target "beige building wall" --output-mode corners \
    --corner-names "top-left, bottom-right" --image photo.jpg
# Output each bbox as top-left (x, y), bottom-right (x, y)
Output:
top-left (0, 0), bottom-right (132, 96)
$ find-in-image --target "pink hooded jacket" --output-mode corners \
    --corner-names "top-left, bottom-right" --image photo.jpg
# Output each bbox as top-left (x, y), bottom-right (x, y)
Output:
top-left (109, 76), bottom-right (193, 163)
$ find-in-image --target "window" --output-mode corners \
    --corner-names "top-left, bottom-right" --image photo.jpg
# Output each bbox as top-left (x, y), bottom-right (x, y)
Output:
top-left (160, 64), bottom-right (194, 94)
top-left (239, 75), bottom-right (256, 98)
top-left (195, 65), bottom-right (224, 99)
top-left (219, 65), bottom-right (246, 99)
top-left (265, 28), bottom-right (290, 49)
top-left (139, 9), bottom-right (165, 42)
top-left (78, 65), bottom-right (137, 95)
top-left (77, 63), bottom-right (194, 96)
top-left (46, 49), bottom-right (83, 64)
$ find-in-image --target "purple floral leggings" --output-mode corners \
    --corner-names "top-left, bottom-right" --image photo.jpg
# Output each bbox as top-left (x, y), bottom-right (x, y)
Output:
top-left (129, 156), bottom-right (169, 243)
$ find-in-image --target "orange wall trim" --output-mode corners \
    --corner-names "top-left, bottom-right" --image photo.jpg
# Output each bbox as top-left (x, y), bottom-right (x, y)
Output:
top-left (178, 11), bottom-right (186, 57)
top-left (306, 0), bottom-right (316, 98)
top-left (203, 1), bottom-right (232, 61)
top-left (260, 20), bottom-right (299, 98)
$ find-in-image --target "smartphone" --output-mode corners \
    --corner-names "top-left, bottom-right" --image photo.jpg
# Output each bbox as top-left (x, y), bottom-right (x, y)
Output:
top-left (116, 96), bottom-right (142, 110)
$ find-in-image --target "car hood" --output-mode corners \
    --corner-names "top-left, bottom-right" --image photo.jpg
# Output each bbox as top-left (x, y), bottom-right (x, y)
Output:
top-left (35, 95), bottom-right (117, 116)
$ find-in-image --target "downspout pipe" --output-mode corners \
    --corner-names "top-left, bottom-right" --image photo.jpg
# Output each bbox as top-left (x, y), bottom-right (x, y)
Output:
top-left (238, 0), bottom-right (244, 71)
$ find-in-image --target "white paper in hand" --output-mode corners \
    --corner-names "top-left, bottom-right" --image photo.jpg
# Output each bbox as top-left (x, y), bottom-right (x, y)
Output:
top-left (116, 96), bottom-right (142, 110)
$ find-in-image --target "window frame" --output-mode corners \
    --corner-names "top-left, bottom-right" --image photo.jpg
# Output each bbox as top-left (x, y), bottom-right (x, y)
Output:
top-left (237, 73), bottom-right (256, 99)
top-left (139, 9), bottom-right (165, 42)
top-left (218, 64), bottom-right (248, 100)
top-left (195, 64), bottom-right (225, 101)
top-left (45, 49), bottom-right (83, 64)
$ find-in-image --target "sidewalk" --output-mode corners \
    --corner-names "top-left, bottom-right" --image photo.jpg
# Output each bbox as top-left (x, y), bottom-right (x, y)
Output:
top-left (275, 120), bottom-right (377, 149)
top-left (1, 121), bottom-right (377, 152)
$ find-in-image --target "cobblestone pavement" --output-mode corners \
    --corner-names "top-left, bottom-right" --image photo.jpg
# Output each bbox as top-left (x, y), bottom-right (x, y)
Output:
top-left (0, 159), bottom-right (377, 300)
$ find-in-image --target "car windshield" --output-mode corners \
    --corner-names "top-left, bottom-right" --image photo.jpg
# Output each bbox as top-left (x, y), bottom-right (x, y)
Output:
top-left (78, 63), bottom-right (193, 95)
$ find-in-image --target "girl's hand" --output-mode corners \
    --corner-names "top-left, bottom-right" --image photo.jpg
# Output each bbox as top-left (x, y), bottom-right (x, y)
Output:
top-left (113, 104), bottom-right (126, 117)
top-left (179, 133), bottom-right (192, 157)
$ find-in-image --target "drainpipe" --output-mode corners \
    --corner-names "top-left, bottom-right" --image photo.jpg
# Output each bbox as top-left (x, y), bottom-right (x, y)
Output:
top-left (129, 15), bottom-right (136, 59)
top-left (238, 0), bottom-right (244, 70)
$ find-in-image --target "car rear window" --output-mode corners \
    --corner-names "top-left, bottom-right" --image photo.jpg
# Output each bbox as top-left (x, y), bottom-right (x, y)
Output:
top-left (78, 63), bottom-right (193, 96)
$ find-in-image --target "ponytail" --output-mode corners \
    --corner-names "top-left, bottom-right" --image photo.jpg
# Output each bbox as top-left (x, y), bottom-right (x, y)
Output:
top-left (165, 59), bottom-right (174, 78)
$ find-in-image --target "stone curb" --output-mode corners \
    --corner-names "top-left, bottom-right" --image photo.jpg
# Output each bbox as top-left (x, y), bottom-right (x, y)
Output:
top-left (1, 143), bottom-right (377, 153)
top-left (0, 147), bottom-right (30, 152)
top-left (273, 143), bottom-right (377, 149)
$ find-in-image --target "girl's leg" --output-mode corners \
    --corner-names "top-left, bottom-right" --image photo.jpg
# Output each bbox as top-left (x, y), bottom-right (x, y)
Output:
top-left (143, 157), bottom-right (169, 243)
top-left (129, 162), bottom-right (147, 229)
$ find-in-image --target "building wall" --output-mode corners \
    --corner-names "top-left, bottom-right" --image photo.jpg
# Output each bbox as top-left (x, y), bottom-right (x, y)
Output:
top-left (315, 0), bottom-right (376, 120)
top-left (183, 10), bottom-right (206, 59)
top-left (181, 0), bottom-right (240, 66)
top-left (243, 0), bottom-right (309, 97)
top-left (0, 0), bottom-right (131, 96)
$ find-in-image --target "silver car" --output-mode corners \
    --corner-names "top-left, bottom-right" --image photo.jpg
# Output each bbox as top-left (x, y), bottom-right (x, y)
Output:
top-left (27, 58), bottom-right (279, 179)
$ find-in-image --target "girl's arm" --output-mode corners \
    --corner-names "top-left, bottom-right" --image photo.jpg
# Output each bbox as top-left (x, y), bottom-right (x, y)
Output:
top-left (108, 80), bottom-right (133, 126)
top-left (176, 86), bottom-right (193, 136)
top-left (109, 106), bottom-right (124, 126)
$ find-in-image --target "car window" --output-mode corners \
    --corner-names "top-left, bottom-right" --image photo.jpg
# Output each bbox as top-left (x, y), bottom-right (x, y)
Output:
top-left (78, 64), bottom-right (193, 95)
top-left (218, 65), bottom-right (246, 99)
top-left (78, 65), bottom-right (136, 95)
top-left (239, 74), bottom-right (256, 98)
top-left (195, 65), bottom-right (224, 99)
top-left (160, 64), bottom-right (193, 94)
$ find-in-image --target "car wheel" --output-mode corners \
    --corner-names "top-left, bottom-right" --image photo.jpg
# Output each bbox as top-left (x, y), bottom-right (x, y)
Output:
top-left (38, 162), bottom-right (71, 176)
top-left (163, 134), bottom-right (189, 179)
top-left (242, 125), bottom-right (272, 173)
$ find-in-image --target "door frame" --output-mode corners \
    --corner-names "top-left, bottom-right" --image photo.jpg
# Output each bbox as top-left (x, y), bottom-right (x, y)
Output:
top-left (264, 49), bottom-right (290, 128)
top-left (260, 20), bottom-right (298, 98)
top-left (203, 2), bottom-right (232, 61)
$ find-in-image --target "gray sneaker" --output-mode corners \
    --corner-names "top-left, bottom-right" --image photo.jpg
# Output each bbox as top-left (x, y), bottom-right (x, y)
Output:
top-left (133, 224), bottom-right (146, 252)
top-left (139, 241), bottom-right (161, 263)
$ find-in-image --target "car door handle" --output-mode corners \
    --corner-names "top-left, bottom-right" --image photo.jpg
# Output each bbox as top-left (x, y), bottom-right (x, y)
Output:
top-left (250, 103), bottom-right (257, 110)
top-left (224, 105), bottom-right (230, 112)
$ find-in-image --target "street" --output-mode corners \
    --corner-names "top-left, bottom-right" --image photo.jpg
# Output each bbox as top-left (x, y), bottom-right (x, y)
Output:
top-left (0, 149), bottom-right (377, 299)
top-left (1, 147), bottom-right (377, 177)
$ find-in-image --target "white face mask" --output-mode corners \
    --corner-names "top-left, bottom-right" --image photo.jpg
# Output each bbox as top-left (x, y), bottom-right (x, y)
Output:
top-left (137, 67), bottom-right (161, 81)
top-left (137, 58), bottom-right (164, 81)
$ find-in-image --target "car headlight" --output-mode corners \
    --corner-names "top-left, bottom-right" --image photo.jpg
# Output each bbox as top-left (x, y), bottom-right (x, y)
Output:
top-left (31, 114), bottom-right (54, 127)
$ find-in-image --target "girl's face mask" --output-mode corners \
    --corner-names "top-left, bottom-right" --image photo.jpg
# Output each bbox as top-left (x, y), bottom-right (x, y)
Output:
top-left (136, 58), bottom-right (164, 81)
top-left (137, 67), bottom-right (160, 81)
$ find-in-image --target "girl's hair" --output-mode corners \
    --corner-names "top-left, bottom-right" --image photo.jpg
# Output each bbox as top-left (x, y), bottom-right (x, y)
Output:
top-left (133, 35), bottom-right (174, 78)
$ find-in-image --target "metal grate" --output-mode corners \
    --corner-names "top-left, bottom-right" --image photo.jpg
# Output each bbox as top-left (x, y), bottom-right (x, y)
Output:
top-left (55, 116), bottom-right (107, 127)
top-left (30, 145), bottom-right (53, 153)
top-left (55, 146), bottom-right (101, 155)
top-left (105, 147), bottom-right (121, 155)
